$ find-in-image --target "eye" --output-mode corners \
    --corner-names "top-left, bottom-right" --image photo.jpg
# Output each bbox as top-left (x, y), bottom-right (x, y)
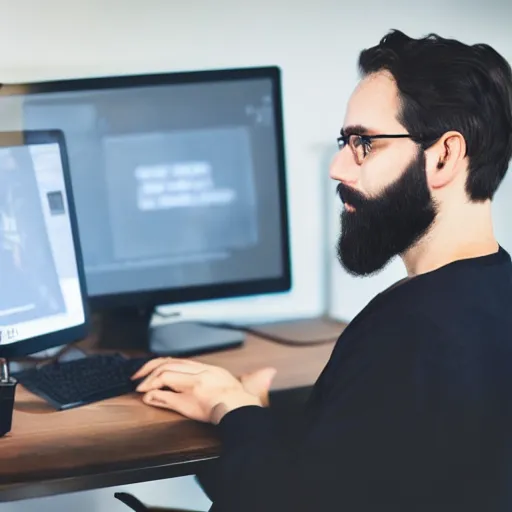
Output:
top-left (361, 137), bottom-right (372, 154)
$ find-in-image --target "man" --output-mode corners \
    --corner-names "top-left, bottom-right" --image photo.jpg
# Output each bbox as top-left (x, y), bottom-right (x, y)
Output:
top-left (133, 30), bottom-right (512, 511)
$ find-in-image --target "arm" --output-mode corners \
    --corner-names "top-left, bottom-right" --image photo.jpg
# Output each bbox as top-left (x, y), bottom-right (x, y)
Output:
top-left (135, 316), bottom-right (464, 512)
top-left (210, 405), bottom-right (311, 512)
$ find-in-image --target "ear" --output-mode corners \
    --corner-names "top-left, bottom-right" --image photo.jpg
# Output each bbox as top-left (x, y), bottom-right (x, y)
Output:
top-left (424, 131), bottom-right (467, 190)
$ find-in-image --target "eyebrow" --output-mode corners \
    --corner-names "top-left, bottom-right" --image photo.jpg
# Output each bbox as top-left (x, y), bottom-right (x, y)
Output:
top-left (340, 124), bottom-right (378, 136)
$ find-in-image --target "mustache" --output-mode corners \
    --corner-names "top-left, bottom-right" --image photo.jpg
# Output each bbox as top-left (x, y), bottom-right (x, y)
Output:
top-left (336, 182), bottom-right (369, 209)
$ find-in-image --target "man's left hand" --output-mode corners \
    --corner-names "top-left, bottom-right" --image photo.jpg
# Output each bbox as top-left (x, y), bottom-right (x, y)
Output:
top-left (132, 358), bottom-right (275, 424)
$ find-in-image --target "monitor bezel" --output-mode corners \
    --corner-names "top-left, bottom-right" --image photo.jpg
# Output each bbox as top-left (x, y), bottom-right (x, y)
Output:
top-left (0, 66), bottom-right (292, 311)
top-left (0, 130), bottom-right (89, 358)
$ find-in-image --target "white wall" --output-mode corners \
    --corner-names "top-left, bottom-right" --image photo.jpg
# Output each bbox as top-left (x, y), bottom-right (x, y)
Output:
top-left (0, 0), bottom-right (511, 510)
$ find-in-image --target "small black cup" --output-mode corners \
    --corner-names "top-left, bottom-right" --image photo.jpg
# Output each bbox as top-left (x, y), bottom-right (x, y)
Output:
top-left (0, 377), bottom-right (17, 437)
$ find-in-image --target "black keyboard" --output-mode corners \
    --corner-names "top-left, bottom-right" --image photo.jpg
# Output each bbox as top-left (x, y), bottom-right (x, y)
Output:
top-left (14, 354), bottom-right (154, 410)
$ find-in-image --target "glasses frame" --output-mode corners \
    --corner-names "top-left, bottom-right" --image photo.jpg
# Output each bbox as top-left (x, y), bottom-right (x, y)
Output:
top-left (337, 133), bottom-right (417, 163)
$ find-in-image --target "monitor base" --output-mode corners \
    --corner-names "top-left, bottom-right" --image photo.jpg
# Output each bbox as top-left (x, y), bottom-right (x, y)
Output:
top-left (96, 307), bottom-right (244, 356)
top-left (149, 320), bottom-right (244, 357)
top-left (97, 307), bottom-right (154, 351)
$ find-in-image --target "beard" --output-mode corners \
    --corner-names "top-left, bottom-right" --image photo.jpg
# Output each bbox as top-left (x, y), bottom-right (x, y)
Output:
top-left (336, 150), bottom-right (437, 276)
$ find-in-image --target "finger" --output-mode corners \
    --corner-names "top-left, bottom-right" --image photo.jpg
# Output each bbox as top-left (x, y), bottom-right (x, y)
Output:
top-left (152, 362), bottom-right (204, 378)
top-left (131, 357), bottom-right (172, 379)
top-left (136, 362), bottom-right (204, 391)
top-left (136, 369), bottom-right (197, 393)
top-left (143, 389), bottom-right (196, 418)
top-left (131, 357), bottom-right (198, 379)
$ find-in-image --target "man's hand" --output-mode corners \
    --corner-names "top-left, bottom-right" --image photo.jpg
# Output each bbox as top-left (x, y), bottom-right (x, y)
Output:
top-left (132, 358), bottom-right (276, 424)
top-left (240, 367), bottom-right (277, 407)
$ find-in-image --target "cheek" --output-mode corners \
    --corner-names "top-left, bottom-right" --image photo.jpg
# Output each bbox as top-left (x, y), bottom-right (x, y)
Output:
top-left (358, 160), bottom-right (397, 196)
top-left (358, 147), bottom-right (412, 196)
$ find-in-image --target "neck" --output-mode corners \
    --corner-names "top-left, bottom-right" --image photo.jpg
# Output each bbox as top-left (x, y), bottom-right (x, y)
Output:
top-left (402, 200), bottom-right (499, 277)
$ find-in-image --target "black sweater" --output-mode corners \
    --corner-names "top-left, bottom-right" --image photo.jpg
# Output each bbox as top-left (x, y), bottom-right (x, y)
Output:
top-left (202, 248), bottom-right (512, 512)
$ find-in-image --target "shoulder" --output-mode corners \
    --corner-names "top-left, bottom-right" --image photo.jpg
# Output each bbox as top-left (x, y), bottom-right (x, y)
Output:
top-left (348, 293), bottom-right (447, 352)
top-left (329, 308), bottom-right (452, 399)
top-left (330, 298), bottom-right (455, 392)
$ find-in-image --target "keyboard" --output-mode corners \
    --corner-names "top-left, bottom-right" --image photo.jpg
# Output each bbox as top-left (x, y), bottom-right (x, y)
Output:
top-left (14, 354), bottom-right (154, 410)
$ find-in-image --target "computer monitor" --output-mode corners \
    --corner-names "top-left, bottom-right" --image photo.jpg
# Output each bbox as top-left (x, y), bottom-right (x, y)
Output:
top-left (0, 130), bottom-right (88, 359)
top-left (0, 67), bottom-right (291, 353)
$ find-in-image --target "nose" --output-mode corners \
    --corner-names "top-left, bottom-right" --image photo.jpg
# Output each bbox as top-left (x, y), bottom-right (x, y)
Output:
top-left (329, 146), bottom-right (359, 186)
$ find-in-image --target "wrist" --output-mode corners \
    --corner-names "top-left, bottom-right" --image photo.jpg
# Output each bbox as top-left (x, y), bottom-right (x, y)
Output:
top-left (210, 391), bottom-right (262, 425)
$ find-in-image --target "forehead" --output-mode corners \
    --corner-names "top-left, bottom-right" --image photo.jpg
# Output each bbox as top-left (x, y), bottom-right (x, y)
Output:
top-left (344, 71), bottom-right (404, 134)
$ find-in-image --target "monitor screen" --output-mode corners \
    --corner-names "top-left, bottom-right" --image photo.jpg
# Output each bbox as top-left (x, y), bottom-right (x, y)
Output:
top-left (0, 67), bottom-right (291, 309)
top-left (0, 131), bottom-right (87, 355)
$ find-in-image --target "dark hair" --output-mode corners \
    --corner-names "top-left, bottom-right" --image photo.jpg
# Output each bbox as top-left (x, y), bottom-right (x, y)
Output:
top-left (359, 29), bottom-right (512, 201)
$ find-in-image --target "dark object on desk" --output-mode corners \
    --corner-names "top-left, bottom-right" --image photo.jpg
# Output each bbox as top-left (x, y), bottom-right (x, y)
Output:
top-left (0, 359), bottom-right (17, 437)
top-left (14, 354), bottom-right (152, 410)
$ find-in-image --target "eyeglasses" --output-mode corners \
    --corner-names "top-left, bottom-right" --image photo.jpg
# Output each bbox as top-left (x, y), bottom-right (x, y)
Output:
top-left (337, 133), bottom-right (417, 165)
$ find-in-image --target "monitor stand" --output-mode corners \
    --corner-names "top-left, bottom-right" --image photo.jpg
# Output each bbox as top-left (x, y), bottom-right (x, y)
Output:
top-left (96, 306), bottom-right (245, 356)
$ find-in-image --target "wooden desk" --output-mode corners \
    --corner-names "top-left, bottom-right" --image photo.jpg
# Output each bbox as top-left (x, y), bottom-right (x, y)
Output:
top-left (0, 318), bottom-right (343, 502)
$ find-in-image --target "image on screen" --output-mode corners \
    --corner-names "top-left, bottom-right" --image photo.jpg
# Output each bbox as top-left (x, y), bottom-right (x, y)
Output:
top-left (0, 75), bottom-right (286, 298)
top-left (0, 142), bottom-right (85, 346)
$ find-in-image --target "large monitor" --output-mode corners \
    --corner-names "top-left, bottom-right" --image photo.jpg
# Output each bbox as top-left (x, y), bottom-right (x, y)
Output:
top-left (0, 130), bottom-right (88, 359)
top-left (0, 67), bottom-right (291, 352)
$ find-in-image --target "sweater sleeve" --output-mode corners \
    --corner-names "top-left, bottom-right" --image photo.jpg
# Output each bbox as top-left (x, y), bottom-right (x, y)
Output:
top-left (204, 315), bottom-right (474, 512)
top-left (213, 404), bottom-right (306, 512)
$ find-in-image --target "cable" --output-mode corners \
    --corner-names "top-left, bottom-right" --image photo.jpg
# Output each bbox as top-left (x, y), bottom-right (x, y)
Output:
top-left (199, 321), bottom-right (338, 347)
top-left (11, 341), bottom-right (85, 368)
top-left (153, 310), bottom-right (180, 320)
top-left (152, 310), bottom-right (338, 347)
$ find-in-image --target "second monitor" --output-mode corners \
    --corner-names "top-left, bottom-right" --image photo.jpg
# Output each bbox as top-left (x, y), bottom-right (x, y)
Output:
top-left (0, 66), bottom-right (291, 353)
